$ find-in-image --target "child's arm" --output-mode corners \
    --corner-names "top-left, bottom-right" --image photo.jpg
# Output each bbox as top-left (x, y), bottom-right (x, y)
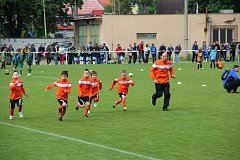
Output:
top-left (45, 82), bottom-right (56, 91)
top-left (109, 79), bottom-right (117, 91)
top-left (65, 84), bottom-right (72, 94)
top-left (99, 81), bottom-right (102, 90)
top-left (9, 81), bottom-right (18, 90)
top-left (130, 80), bottom-right (135, 86)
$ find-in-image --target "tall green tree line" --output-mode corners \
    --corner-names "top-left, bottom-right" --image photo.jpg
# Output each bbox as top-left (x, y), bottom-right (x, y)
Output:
top-left (0, 0), bottom-right (83, 38)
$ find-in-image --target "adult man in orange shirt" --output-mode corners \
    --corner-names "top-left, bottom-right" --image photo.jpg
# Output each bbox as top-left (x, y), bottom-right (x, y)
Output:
top-left (150, 52), bottom-right (176, 111)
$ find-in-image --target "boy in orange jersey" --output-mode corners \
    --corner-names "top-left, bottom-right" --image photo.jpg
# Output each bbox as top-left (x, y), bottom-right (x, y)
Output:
top-left (90, 70), bottom-right (102, 108)
top-left (76, 68), bottom-right (91, 118)
top-left (197, 48), bottom-right (203, 69)
top-left (9, 71), bottom-right (28, 119)
top-left (45, 71), bottom-right (72, 121)
top-left (109, 70), bottom-right (135, 111)
top-left (150, 52), bottom-right (175, 111)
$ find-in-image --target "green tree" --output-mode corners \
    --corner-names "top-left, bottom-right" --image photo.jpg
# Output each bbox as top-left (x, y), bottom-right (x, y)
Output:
top-left (135, 0), bottom-right (156, 14)
top-left (188, 0), bottom-right (240, 13)
top-left (0, 0), bottom-right (83, 38)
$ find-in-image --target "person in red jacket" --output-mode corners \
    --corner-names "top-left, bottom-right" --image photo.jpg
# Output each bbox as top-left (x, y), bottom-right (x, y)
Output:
top-left (150, 52), bottom-right (176, 111)
top-left (76, 68), bottom-right (91, 118)
top-left (45, 71), bottom-right (72, 121)
top-left (9, 71), bottom-right (28, 119)
top-left (109, 70), bottom-right (135, 111)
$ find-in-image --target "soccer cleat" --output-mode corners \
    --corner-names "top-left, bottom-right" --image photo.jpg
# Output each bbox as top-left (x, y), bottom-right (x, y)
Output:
top-left (9, 116), bottom-right (13, 120)
top-left (27, 73), bottom-right (32, 76)
top-left (75, 103), bottom-right (79, 110)
top-left (93, 102), bottom-right (97, 107)
top-left (84, 115), bottom-right (88, 118)
top-left (123, 107), bottom-right (127, 111)
top-left (163, 108), bottom-right (170, 111)
top-left (152, 96), bottom-right (156, 106)
top-left (112, 104), bottom-right (116, 108)
top-left (88, 110), bottom-right (91, 114)
top-left (18, 112), bottom-right (23, 118)
top-left (58, 117), bottom-right (63, 121)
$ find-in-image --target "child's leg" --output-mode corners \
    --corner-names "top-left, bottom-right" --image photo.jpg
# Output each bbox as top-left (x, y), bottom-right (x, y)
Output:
top-left (84, 101), bottom-right (90, 117)
top-left (121, 95), bottom-right (126, 109)
top-left (17, 99), bottom-right (23, 117)
top-left (9, 100), bottom-right (16, 117)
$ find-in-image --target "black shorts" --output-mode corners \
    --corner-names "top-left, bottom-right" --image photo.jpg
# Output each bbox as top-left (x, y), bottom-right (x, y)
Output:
top-left (58, 99), bottom-right (68, 106)
top-left (9, 99), bottom-right (22, 108)
top-left (78, 96), bottom-right (90, 105)
top-left (118, 92), bottom-right (126, 98)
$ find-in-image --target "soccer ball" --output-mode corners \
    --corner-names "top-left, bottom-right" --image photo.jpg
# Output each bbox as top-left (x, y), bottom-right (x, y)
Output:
top-left (128, 73), bottom-right (133, 77)
top-left (5, 70), bottom-right (9, 75)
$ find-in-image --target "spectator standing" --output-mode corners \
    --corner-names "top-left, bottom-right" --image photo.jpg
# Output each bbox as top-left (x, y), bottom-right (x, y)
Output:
top-left (59, 45), bottom-right (65, 65)
top-left (138, 41), bottom-right (144, 63)
top-left (132, 43), bottom-right (138, 64)
top-left (144, 44), bottom-right (150, 63)
top-left (230, 39), bottom-right (237, 62)
top-left (174, 44), bottom-right (181, 63)
top-left (192, 41), bottom-right (198, 62)
top-left (202, 41), bottom-right (209, 62)
top-left (167, 44), bottom-right (174, 61)
top-left (102, 43), bottom-right (109, 64)
top-left (150, 43), bottom-right (157, 63)
top-left (127, 44), bottom-right (133, 64)
top-left (46, 45), bottom-right (52, 65)
top-left (36, 44), bottom-right (45, 65)
top-left (158, 43), bottom-right (166, 60)
top-left (7, 45), bottom-right (14, 65)
top-left (210, 46), bottom-right (217, 68)
top-left (115, 44), bottom-right (123, 64)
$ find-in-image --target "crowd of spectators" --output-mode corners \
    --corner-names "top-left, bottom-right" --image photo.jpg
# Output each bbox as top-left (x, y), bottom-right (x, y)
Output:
top-left (1, 40), bottom-right (240, 67)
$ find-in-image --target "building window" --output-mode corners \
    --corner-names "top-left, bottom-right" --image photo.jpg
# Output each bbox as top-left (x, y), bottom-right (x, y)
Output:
top-left (78, 25), bottom-right (87, 48)
top-left (212, 28), bottom-right (233, 43)
top-left (90, 24), bottom-right (99, 44)
top-left (136, 33), bottom-right (157, 39)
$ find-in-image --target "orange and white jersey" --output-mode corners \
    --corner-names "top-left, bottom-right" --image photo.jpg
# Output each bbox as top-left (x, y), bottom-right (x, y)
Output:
top-left (110, 77), bottom-right (134, 95)
top-left (78, 77), bottom-right (91, 97)
top-left (46, 79), bottom-right (72, 100)
top-left (150, 60), bottom-right (174, 84)
top-left (9, 79), bottom-right (26, 100)
top-left (90, 78), bottom-right (102, 97)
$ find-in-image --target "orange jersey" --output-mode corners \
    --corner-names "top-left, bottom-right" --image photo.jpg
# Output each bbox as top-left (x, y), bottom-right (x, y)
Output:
top-left (90, 78), bottom-right (102, 97)
top-left (78, 77), bottom-right (91, 97)
top-left (150, 60), bottom-right (174, 84)
top-left (9, 79), bottom-right (26, 100)
top-left (197, 52), bottom-right (202, 63)
top-left (45, 79), bottom-right (72, 100)
top-left (109, 77), bottom-right (134, 95)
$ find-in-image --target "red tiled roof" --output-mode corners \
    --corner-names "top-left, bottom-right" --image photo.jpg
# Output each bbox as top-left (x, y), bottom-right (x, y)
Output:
top-left (97, 0), bottom-right (111, 6)
top-left (67, 0), bottom-right (110, 16)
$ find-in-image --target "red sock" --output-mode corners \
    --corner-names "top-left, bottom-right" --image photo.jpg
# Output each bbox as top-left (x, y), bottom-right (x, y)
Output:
top-left (122, 98), bottom-right (126, 108)
top-left (84, 105), bottom-right (90, 116)
top-left (18, 106), bottom-right (22, 112)
top-left (10, 108), bottom-right (14, 116)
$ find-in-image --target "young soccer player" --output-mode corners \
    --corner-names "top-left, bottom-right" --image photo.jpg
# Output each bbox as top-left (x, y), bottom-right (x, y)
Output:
top-left (109, 70), bottom-right (135, 111)
top-left (76, 68), bottom-right (91, 118)
top-left (9, 71), bottom-right (28, 119)
top-left (90, 70), bottom-right (102, 109)
top-left (45, 71), bottom-right (72, 121)
top-left (197, 48), bottom-right (203, 69)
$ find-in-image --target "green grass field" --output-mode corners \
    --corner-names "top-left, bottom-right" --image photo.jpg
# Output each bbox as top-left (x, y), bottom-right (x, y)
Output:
top-left (0, 62), bottom-right (240, 160)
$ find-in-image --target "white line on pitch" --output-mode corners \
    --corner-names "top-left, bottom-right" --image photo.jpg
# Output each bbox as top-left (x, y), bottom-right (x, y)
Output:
top-left (0, 122), bottom-right (160, 160)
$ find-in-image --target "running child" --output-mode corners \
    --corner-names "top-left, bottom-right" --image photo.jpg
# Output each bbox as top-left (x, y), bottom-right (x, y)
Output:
top-left (9, 71), bottom-right (28, 119)
top-left (197, 48), bottom-right (203, 69)
top-left (45, 71), bottom-right (72, 121)
top-left (76, 68), bottom-right (91, 118)
top-left (90, 70), bottom-right (102, 109)
top-left (109, 70), bottom-right (135, 111)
